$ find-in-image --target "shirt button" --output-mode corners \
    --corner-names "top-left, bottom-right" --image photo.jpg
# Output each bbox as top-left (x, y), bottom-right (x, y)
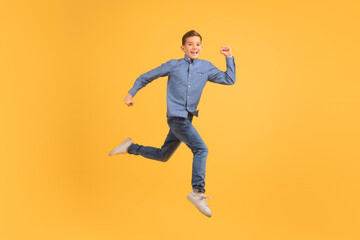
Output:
top-left (189, 74), bottom-right (191, 76)
top-left (187, 96), bottom-right (190, 99)
top-left (188, 85), bottom-right (190, 88)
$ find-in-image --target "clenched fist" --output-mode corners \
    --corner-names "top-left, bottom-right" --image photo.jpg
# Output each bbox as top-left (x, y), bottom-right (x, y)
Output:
top-left (124, 93), bottom-right (134, 107)
top-left (220, 46), bottom-right (232, 57)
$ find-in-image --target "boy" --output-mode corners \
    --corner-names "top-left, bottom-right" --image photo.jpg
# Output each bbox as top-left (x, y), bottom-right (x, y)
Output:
top-left (109, 30), bottom-right (236, 217)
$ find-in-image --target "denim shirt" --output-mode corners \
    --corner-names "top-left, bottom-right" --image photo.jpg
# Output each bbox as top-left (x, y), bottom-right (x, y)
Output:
top-left (128, 54), bottom-right (236, 118)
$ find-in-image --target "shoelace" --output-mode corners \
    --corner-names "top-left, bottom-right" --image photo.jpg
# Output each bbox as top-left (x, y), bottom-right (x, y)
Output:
top-left (199, 195), bottom-right (212, 200)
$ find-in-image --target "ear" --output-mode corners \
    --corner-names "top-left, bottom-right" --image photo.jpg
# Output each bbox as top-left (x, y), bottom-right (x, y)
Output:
top-left (180, 45), bottom-right (184, 52)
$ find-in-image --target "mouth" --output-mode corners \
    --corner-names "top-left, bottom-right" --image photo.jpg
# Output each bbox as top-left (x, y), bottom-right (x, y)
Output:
top-left (191, 51), bottom-right (198, 55)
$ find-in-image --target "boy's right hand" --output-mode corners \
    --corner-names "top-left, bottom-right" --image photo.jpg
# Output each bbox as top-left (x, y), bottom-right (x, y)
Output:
top-left (124, 93), bottom-right (134, 107)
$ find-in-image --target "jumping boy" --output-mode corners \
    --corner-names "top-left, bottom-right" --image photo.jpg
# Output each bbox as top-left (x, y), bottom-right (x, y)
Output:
top-left (109, 30), bottom-right (236, 217)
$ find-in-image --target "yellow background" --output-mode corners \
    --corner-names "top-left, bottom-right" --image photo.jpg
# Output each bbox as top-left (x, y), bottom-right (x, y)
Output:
top-left (1, 0), bottom-right (359, 239)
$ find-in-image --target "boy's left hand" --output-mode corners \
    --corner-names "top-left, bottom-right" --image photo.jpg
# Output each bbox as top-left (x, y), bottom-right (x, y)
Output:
top-left (220, 46), bottom-right (232, 57)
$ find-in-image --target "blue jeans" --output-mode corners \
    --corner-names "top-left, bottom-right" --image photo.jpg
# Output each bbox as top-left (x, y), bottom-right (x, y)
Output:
top-left (127, 113), bottom-right (208, 192)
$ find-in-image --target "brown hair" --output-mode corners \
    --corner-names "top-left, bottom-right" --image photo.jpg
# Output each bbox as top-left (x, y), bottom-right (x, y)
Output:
top-left (182, 30), bottom-right (202, 46)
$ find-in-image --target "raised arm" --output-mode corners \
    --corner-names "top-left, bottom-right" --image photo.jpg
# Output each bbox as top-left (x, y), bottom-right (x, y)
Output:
top-left (207, 46), bottom-right (236, 85)
top-left (125, 60), bottom-right (174, 106)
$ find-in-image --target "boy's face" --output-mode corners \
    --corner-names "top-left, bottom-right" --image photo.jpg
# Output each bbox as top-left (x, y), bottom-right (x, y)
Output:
top-left (181, 36), bottom-right (203, 60)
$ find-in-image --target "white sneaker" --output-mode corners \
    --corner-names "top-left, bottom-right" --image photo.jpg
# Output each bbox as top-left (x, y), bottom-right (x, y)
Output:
top-left (108, 138), bottom-right (133, 156)
top-left (187, 191), bottom-right (212, 217)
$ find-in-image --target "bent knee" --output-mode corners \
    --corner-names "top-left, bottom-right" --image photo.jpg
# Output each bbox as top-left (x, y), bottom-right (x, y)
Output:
top-left (160, 157), bottom-right (170, 162)
top-left (159, 154), bottom-right (171, 162)
top-left (203, 145), bottom-right (209, 155)
top-left (195, 145), bottom-right (208, 156)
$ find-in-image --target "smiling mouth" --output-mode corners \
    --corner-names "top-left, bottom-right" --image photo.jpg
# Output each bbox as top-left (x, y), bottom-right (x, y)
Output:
top-left (191, 51), bottom-right (198, 54)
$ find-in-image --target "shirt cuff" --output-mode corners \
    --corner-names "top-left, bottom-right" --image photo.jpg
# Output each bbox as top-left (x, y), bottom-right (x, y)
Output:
top-left (128, 88), bottom-right (137, 97)
top-left (226, 56), bottom-right (235, 64)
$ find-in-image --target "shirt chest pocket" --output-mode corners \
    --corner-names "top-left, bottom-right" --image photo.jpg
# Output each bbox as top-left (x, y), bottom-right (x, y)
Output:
top-left (195, 72), bottom-right (207, 81)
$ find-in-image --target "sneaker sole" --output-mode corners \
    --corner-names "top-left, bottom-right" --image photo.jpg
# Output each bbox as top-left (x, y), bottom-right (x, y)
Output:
top-left (108, 138), bottom-right (132, 156)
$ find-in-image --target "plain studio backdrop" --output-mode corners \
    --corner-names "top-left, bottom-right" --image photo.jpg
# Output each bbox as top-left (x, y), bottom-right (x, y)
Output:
top-left (0, 0), bottom-right (359, 239)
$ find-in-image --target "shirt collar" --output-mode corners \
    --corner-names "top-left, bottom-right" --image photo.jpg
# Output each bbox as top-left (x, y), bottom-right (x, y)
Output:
top-left (184, 54), bottom-right (198, 63)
